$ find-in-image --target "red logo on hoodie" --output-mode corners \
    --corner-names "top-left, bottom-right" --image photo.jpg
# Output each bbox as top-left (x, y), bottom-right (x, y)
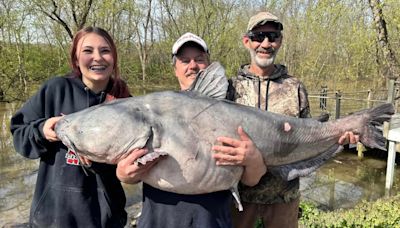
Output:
top-left (66, 149), bottom-right (80, 165)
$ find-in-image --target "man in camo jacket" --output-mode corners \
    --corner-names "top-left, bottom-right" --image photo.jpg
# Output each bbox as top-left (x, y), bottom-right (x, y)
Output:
top-left (226, 11), bottom-right (359, 228)
top-left (226, 11), bottom-right (308, 228)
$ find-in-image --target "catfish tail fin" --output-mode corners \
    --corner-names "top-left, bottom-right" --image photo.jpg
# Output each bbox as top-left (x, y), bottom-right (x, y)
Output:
top-left (359, 103), bottom-right (394, 150)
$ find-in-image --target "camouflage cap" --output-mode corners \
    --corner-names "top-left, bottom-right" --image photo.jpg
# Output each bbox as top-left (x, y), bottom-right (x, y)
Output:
top-left (247, 11), bottom-right (283, 32)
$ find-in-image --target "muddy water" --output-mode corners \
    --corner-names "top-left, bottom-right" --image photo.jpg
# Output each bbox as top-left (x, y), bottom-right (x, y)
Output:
top-left (1, 102), bottom-right (399, 226)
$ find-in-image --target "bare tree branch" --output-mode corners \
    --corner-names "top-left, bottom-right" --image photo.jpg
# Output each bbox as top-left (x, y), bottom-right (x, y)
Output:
top-left (80, 0), bottom-right (93, 29)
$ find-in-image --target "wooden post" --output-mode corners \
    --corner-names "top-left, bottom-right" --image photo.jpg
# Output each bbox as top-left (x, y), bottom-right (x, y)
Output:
top-left (335, 91), bottom-right (341, 119)
top-left (320, 86), bottom-right (328, 110)
top-left (385, 79), bottom-right (397, 190)
top-left (386, 128), bottom-right (399, 190)
top-left (387, 79), bottom-right (395, 103)
top-left (357, 142), bottom-right (366, 159)
top-left (386, 141), bottom-right (397, 190)
top-left (367, 89), bottom-right (372, 109)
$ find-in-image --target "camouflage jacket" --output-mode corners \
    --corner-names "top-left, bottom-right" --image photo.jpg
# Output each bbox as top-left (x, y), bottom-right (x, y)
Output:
top-left (227, 64), bottom-right (311, 204)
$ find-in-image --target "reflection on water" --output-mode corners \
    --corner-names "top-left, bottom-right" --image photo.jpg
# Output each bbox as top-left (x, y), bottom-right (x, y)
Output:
top-left (1, 102), bottom-right (400, 226)
top-left (0, 102), bottom-right (37, 227)
top-left (300, 150), bottom-right (400, 210)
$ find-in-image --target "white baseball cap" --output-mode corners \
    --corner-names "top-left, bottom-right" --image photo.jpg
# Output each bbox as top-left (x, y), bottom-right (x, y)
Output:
top-left (172, 32), bottom-right (209, 55)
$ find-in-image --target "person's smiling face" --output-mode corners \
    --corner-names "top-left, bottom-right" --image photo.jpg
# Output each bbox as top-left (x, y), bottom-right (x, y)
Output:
top-left (243, 23), bottom-right (282, 69)
top-left (76, 33), bottom-right (114, 92)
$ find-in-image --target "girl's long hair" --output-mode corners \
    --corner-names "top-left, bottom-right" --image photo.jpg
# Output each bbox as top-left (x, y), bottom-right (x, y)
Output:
top-left (70, 26), bottom-right (130, 98)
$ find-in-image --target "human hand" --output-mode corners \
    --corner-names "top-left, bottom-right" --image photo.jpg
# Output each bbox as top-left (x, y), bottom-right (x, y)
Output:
top-left (338, 131), bottom-right (359, 145)
top-left (116, 148), bottom-right (162, 184)
top-left (43, 116), bottom-right (63, 142)
top-left (212, 126), bottom-right (266, 186)
top-left (212, 126), bottom-right (261, 166)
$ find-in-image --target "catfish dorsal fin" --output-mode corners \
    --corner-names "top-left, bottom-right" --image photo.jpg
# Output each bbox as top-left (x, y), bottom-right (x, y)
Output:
top-left (187, 62), bottom-right (228, 99)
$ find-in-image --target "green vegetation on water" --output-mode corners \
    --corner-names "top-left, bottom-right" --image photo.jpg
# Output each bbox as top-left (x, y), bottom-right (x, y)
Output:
top-left (299, 194), bottom-right (400, 227)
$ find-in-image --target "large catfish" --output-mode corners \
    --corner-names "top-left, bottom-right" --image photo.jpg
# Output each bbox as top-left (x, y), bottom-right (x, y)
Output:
top-left (55, 62), bottom-right (394, 198)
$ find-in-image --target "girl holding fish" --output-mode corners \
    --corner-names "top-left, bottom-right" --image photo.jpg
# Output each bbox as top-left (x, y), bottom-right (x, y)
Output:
top-left (10, 27), bottom-right (131, 228)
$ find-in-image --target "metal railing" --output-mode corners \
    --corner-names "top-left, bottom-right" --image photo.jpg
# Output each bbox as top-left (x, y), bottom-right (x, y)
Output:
top-left (308, 88), bottom-right (390, 119)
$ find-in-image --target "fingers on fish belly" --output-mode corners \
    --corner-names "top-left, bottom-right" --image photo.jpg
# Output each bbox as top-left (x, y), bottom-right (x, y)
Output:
top-left (135, 150), bottom-right (168, 165)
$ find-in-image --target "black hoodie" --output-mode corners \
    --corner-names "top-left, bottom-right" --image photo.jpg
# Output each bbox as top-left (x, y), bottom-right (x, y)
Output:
top-left (10, 76), bottom-right (127, 228)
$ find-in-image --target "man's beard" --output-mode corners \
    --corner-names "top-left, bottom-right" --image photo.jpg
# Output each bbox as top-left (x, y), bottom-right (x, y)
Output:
top-left (249, 47), bottom-right (278, 68)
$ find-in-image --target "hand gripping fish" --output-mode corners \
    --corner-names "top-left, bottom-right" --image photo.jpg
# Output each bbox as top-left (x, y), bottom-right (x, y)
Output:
top-left (55, 62), bottom-right (394, 205)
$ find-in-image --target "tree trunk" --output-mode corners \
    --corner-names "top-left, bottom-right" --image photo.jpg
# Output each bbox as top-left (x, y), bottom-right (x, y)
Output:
top-left (368, 0), bottom-right (399, 80)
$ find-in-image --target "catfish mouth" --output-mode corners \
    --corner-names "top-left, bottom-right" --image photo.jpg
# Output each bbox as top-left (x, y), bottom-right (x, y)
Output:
top-left (55, 118), bottom-right (76, 151)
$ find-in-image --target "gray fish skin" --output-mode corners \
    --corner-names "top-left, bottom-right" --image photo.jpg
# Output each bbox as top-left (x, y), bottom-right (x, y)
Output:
top-left (55, 91), bottom-right (394, 194)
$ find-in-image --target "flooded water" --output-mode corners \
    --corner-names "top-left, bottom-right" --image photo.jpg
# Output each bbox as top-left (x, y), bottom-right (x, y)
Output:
top-left (300, 149), bottom-right (400, 211)
top-left (0, 102), bottom-right (142, 227)
top-left (1, 101), bottom-right (399, 226)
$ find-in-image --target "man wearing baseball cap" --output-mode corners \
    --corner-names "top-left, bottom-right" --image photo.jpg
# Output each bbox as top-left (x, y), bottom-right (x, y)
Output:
top-left (117, 32), bottom-right (266, 228)
top-left (136, 33), bottom-right (233, 227)
top-left (171, 32), bottom-right (210, 90)
top-left (226, 11), bottom-right (303, 228)
top-left (224, 11), bottom-right (358, 228)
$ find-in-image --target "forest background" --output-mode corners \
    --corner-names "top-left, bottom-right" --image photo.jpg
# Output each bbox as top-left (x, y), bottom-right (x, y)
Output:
top-left (0, 0), bottom-right (399, 101)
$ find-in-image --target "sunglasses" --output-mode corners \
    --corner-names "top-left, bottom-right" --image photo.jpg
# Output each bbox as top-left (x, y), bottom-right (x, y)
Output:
top-left (247, 31), bottom-right (281, 43)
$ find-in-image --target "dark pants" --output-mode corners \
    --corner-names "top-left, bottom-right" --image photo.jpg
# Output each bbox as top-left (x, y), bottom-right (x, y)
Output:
top-left (232, 198), bottom-right (299, 228)
top-left (138, 184), bottom-right (233, 228)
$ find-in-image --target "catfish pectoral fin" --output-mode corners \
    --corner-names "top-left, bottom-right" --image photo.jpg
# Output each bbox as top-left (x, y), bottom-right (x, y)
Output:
top-left (135, 151), bottom-right (169, 165)
top-left (269, 144), bottom-right (344, 181)
top-left (230, 185), bottom-right (243, 211)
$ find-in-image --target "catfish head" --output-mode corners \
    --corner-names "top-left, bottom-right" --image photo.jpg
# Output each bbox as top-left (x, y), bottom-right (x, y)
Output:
top-left (55, 99), bottom-right (153, 164)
